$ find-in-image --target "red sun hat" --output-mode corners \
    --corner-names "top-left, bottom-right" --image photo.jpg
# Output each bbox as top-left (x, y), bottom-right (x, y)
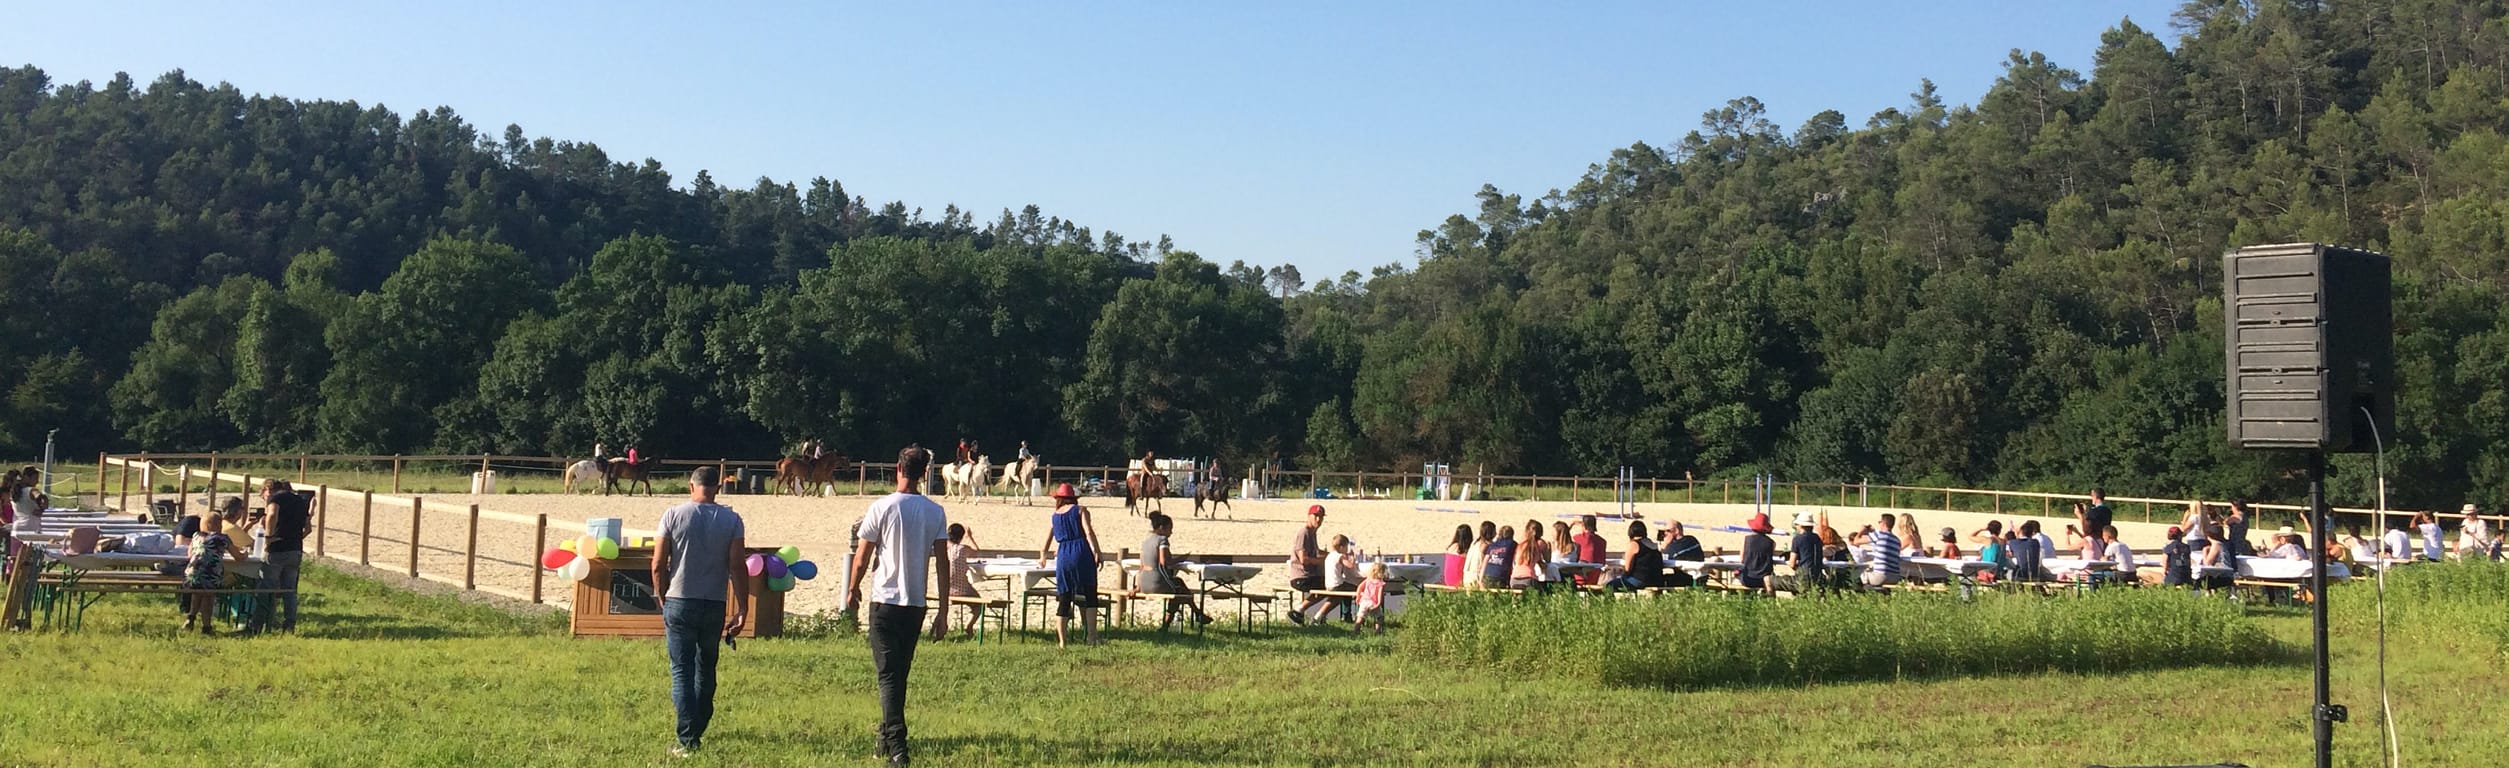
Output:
top-left (1051, 482), bottom-right (1079, 499)
top-left (1746, 512), bottom-right (1773, 534)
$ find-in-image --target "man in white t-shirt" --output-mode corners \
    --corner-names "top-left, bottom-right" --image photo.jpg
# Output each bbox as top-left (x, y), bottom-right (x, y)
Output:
top-left (846, 445), bottom-right (950, 766)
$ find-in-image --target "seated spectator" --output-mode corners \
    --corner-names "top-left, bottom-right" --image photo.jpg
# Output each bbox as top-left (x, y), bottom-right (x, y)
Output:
top-left (1862, 514), bottom-right (1904, 588)
top-left (944, 523), bottom-right (982, 597)
top-left (1316, 534), bottom-right (1361, 621)
top-left (1463, 522), bottom-right (1495, 590)
top-left (2095, 525), bottom-right (2137, 584)
top-left (1979, 531), bottom-right (2008, 577)
top-left (1570, 515), bottom-right (1608, 584)
top-left (2341, 525), bottom-right (2377, 563)
top-left (1936, 528), bottom-right (1963, 559)
top-left (1442, 525), bottom-right (1473, 588)
top-left (1138, 513), bottom-right (1212, 630)
top-left (1895, 514), bottom-right (1926, 560)
top-left (2269, 529), bottom-right (2308, 560)
top-left (1480, 526), bottom-right (1517, 589)
top-left (2160, 526), bottom-right (2193, 587)
top-left (2381, 521), bottom-right (2414, 562)
top-left (1817, 523), bottom-right (1850, 563)
top-left (1658, 521), bottom-right (1704, 589)
top-left (1784, 512), bottom-right (1827, 595)
top-left (1604, 521), bottom-right (1663, 592)
top-left (1969, 520), bottom-right (2005, 546)
top-left (2460, 504), bottom-right (2498, 561)
top-left (1512, 521), bottom-right (1551, 591)
top-left (1738, 513), bottom-right (1776, 594)
top-left (2008, 521), bottom-right (2047, 582)
top-left (2199, 526), bottom-right (2236, 590)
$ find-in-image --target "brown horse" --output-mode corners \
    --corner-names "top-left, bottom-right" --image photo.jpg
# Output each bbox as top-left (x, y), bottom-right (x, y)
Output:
top-left (603, 456), bottom-right (660, 496)
top-left (1125, 469), bottom-right (1167, 516)
top-left (774, 446), bottom-right (847, 496)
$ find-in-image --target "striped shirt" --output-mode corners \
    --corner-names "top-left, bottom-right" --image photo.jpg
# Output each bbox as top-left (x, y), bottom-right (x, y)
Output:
top-left (1867, 529), bottom-right (1903, 576)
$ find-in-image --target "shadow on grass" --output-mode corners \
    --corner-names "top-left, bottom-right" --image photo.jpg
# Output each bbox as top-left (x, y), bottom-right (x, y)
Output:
top-left (921, 732), bottom-right (1266, 765)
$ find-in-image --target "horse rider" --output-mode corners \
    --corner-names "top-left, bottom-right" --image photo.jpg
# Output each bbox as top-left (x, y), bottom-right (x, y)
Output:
top-left (956, 438), bottom-right (972, 466)
top-left (626, 444), bottom-right (642, 466)
top-left (1017, 441), bottom-right (1033, 462)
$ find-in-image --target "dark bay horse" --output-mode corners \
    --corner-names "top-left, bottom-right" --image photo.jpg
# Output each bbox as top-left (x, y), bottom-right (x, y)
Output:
top-left (603, 456), bottom-right (660, 496)
top-left (1125, 470), bottom-right (1167, 516)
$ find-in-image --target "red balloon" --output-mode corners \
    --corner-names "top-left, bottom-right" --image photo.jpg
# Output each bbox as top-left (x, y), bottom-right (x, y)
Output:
top-left (541, 548), bottom-right (577, 570)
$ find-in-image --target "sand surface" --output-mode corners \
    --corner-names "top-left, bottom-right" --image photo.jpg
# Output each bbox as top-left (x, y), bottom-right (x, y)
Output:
top-left (113, 486), bottom-right (2187, 618)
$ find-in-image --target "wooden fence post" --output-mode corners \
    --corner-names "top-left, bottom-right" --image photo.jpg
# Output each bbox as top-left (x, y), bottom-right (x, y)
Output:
top-left (1721, 480), bottom-right (1729, 504)
top-left (177, 466), bottom-right (190, 521)
top-left (2044, 495), bottom-right (2052, 515)
top-left (1651, 477), bottom-right (1659, 503)
top-left (1791, 483), bottom-right (1800, 505)
top-left (464, 503), bottom-right (480, 591)
top-left (205, 453), bottom-right (220, 514)
top-left (1571, 476), bottom-right (1580, 502)
top-left (117, 456), bottom-right (131, 513)
top-left (1994, 492), bottom-right (2003, 514)
top-left (298, 454), bottom-right (309, 484)
top-left (314, 485), bottom-right (329, 559)
top-left (392, 454), bottom-right (404, 494)
top-left (94, 451), bottom-right (107, 507)
top-left (408, 496), bottom-right (423, 579)
top-left (858, 462), bottom-right (868, 495)
top-left (532, 513), bottom-right (548, 604)
top-left (359, 493), bottom-right (374, 565)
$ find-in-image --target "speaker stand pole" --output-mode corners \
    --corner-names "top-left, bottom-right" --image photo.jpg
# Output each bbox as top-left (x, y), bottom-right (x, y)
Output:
top-left (2308, 449), bottom-right (2342, 768)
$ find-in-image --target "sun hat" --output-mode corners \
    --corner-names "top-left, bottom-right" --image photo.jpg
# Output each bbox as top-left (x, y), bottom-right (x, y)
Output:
top-left (2276, 525), bottom-right (2296, 535)
top-left (1793, 511), bottom-right (1817, 528)
top-left (2465, 503), bottom-right (2481, 514)
top-left (1050, 482), bottom-right (1078, 499)
top-left (1746, 512), bottom-right (1773, 534)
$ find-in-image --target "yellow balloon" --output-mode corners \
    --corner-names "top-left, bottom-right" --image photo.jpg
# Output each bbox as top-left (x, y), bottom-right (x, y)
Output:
top-left (558, 539), bottom-right (577, 553)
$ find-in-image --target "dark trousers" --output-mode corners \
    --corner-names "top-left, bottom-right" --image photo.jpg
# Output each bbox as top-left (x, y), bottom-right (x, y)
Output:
top-left (664, 598), bottom-right (726, 748)
top-left (868, 602), bottom-right (928, 756)
top-left (250, 550), bottom-right (304, 631)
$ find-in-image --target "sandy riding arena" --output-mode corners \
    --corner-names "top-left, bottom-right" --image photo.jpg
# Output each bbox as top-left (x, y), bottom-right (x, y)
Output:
top-left (233, 487), bottom-right (2179, 617)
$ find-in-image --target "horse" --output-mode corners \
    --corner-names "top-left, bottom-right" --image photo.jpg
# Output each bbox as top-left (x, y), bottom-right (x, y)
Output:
top-left (943, 456), bottom-right (992, 502)
top-left (562, 459), bottom-right (602, 494)
top-left (995, 455), bottom-right (1039, 505)
top-left (775, 443), bottom-right (848, 496)
top-left (1193, 467), bottom-right (1232, 519)
top-left (603, 456), bottom-right (660, 496)
top-left (1125, 466), bottom-right (1167, 516)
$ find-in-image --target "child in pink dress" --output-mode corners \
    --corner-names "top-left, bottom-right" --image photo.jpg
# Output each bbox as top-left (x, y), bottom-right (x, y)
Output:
top-left (1352, 562), bottom-right (1389, 635)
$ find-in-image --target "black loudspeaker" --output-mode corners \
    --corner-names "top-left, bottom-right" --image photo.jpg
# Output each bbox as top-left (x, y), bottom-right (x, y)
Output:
top-left (2223, 243), bottom-right (2395, 453)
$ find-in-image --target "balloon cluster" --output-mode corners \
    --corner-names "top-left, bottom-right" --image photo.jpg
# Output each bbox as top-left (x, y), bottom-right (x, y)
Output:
top-left (540, 535), bottom-right (620, 582)
top-left (747, 545), bottom-right (815, 592)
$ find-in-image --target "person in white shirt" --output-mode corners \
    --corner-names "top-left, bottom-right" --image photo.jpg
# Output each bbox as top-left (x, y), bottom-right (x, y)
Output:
top-left (2341, 525), bottom-right (2378, 564)
top-left (2381, 521), bottom-right (2415, 563)
top-left (2458, 504), bottom-right (2497, 561)
top-left (846, 445), bottom-right (951, 766)
top-left (2096, 525), bottom-right (2137, 584)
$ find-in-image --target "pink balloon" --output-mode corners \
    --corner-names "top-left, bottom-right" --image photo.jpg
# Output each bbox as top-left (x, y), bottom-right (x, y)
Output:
top-left (745, 553), bottom-right (766, 577)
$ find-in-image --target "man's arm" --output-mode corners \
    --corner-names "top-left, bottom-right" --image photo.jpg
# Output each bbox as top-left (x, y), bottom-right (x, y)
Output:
top-left (725, 534), bottom-right (749, 635)
top-left (651, 534), bottom-right (674, 600)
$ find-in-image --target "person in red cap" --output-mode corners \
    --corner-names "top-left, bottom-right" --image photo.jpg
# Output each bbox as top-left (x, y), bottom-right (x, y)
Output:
top-left (1287, 504), bottom-right (1328, 623)
top-left (1738, 511), bottom-right (1776, 594)
top-left (1038, 482), bottom-right (1104, 647)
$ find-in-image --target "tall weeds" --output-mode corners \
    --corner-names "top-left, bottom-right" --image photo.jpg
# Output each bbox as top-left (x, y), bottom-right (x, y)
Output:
top-left (1398, 588), bottom-right (2278, 690)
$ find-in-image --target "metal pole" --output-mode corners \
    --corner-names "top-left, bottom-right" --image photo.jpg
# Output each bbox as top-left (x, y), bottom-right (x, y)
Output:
top-left (41, 429), bottom-right (56, 499)
top-left (2307, 450), bottom-right (2341, 768)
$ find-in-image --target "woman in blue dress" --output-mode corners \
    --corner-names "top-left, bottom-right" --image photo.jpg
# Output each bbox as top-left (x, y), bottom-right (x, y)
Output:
top-left (1037, 482), bottom-right (1104, 647)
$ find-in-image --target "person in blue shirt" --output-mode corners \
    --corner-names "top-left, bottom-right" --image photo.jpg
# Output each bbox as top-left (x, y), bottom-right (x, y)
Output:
top-left (1738, 513), bottom-right (1776, 594)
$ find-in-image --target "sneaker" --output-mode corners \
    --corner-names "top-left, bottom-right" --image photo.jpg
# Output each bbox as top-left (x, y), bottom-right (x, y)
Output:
top-left (669, 743), bottom-right (696, 758)
top-left (1286, 609), bottom-right (1306, 626)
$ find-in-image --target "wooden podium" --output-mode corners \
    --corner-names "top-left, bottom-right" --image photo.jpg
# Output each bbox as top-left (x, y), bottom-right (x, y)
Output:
top-left (570, 546), bottom-right (786, 638)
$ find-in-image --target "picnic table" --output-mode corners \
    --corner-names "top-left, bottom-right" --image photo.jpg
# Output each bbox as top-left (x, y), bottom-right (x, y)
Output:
top-left (6, 543), bottom-right (267, 631)
top-left (1122, 559), bottom-right (1269, 630)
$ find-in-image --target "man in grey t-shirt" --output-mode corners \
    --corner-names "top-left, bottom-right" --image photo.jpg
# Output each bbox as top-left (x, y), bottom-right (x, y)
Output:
top-left (652, 467), bottom-right (748, 757)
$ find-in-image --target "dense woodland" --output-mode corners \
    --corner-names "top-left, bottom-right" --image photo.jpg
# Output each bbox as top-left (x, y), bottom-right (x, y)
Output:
top-left (7, 1), bottom-right (2509, 510)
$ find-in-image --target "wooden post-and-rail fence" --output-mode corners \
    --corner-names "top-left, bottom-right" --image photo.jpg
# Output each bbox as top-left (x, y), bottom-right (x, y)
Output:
top-left (93, 452), bottom-right (2457, 609)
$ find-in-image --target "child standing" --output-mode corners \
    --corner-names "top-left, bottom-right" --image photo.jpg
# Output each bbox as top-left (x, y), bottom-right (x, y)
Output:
top-left (1352, 562), bottom-right (1388, 635)
top-left (183, 514), bottom-right (244, 634)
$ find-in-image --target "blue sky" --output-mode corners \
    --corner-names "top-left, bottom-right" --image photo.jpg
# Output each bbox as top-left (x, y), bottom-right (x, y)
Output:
top-left (4, 1), bottom-right (2181, 277)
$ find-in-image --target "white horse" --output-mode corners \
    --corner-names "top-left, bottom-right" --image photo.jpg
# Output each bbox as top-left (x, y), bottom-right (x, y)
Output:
top-left (943, 456), bottom-right (992, 502)
top-left (995, 456), bottom-right (1038, 505)
top-left (562, 459), bottom-right (602, 494)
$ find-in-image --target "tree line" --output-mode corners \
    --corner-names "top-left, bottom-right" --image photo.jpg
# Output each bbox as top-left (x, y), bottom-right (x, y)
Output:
top-left (7, 0), bottom-right (2509, 512)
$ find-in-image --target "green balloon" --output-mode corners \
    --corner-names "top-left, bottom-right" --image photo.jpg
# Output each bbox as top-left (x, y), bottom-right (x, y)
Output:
top-left (768, 575), bottom-right (796, 592)
top-left (596, 537), bottom-right (620, 560)
top-left (776, 545), bottom-right (802, 563)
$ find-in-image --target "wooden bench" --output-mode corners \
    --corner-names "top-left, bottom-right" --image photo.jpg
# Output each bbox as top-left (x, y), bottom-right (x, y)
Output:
top-left (932, 594), bottom-right (1011, 644)
top-left (34, 573), bottom-right (292, 631)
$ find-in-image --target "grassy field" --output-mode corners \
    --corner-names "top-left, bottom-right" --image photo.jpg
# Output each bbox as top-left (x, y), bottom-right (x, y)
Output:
top-left (5, 564), bottom-right (2506, 767)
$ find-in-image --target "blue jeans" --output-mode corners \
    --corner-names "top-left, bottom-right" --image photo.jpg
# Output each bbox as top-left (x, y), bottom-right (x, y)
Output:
top-left (1604, 575), bottom-right (1651, 591)
top-left (664, 598), bottom-right (726, 748)
top-left (250, 550), bottom-right (303, 632)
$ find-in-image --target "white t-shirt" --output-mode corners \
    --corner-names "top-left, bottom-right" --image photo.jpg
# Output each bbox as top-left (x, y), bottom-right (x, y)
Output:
top-left (2035, 533), bottom-right (2058, 561)
top-left (2104, 541), bottom-right (2137, 575)
top-left (856, 492), bottom-right (949, 608)
top-left (2381, 528), bottom-right (2413, 560)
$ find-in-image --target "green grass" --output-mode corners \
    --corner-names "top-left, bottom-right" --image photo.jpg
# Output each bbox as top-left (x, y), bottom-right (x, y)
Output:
top-left (5, 565), bottom-right (2507, 766)
top-left (1400, 588), bottom-right (2280, 689)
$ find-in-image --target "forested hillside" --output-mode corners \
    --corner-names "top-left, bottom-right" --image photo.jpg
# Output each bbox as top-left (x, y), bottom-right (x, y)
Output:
top-left (7, 1), bottom-right (2509, 510)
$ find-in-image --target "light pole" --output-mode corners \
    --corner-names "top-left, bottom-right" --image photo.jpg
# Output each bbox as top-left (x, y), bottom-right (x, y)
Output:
top-left (41, 428), bottom-right (57, 499)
